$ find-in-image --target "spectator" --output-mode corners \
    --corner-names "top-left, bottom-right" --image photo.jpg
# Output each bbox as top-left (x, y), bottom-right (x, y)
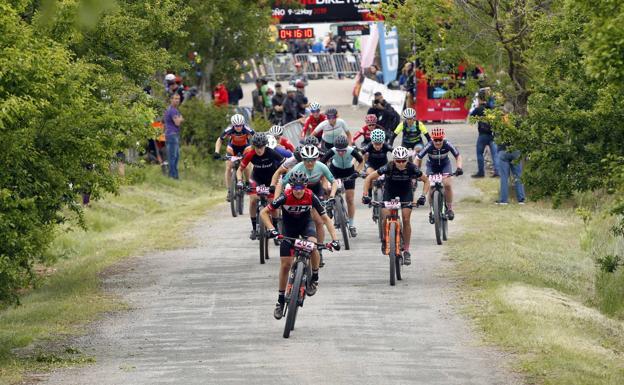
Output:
top-left (164, 93), bottom-right (183, 179)
top-left (470, 96), bottom-right (499, 178)
top-left (271, 83), bottom-right (286, 125)
top-left (263, 87), bottom-right (274, 119)
top-left (399, 62), bottom-right (416, 108)
top-left (367, 65), bottom-right (384, 83)
top-left (168, 75), bottom-right (185, 103)
top-left (251, 79), bottom-right (264, 119)
top-left (290, 62), bottom-right (308, 86)
top-left (227, 82), bottom-right (243, 106)
top-left (367, 92), bottom-right (400, 140)
top-left (311, 38), bottom-right (325, 53)
top-left (294, 80), bottom-right (308, 117)
top-left (336, 36), bottom-right (353, 53)
top-left (497, 143), bottom-right (526, 205)
top-left (282, 86), bottom-right (300, 124)
top-left (213, 83), bottom-right (229, 107)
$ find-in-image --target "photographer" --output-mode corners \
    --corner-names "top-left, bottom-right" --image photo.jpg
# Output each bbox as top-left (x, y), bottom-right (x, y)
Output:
top-left (367, 92), bottom-right (400, 141)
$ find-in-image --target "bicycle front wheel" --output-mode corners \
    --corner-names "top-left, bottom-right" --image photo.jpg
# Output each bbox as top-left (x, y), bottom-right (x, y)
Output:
top-left (284, 261), bottom-right (304, 338)
top-left (433, 190), bottom-right (442, 245)
top-left (229, 176), bottom-right (237, 218)
top-left (374, 188), bottom-right (384, 241)
top-left (335, 197), bottom-right (350, 250)
top-left (258, 212), bottom-right (266, 264)
top-left (389, 221), bottom-right (397, 286)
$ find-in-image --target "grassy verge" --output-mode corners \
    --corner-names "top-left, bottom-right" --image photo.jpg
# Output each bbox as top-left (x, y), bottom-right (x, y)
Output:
top-left (450, 178), bottom-right (624, 385)
top-left (0, 158), bottom-right (223, 384)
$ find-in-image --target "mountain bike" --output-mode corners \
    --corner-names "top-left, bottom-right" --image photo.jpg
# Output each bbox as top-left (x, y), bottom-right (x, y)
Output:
top-left (254, 184), bottom-right (272, 264)
top-left (371, 199), bottom-right (415, 286)
top-left (222, 155), bottom-right (245, 217)
top-left (429, 173), bottom-right (455, 245)
top-left (276, 236), bottom-right (332, 338)
top-left (328, 173), bottom-right (359, 251)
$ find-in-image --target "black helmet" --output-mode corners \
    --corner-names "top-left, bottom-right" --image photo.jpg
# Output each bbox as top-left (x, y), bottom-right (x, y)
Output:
top-left (289, 170), bottom-right (309, 187)
top-left (334, 135), bottom-right (348, 149)
top-left (303, 135), bottom-right (319, 146)
top-left (325, 107), bottom-right (338, 117)
top-left (251, 133), bottom-right (268, 147)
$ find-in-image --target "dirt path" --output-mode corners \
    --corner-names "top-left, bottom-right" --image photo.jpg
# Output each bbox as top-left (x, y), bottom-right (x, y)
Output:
top-left (41, 88), bottom-right (520, 385)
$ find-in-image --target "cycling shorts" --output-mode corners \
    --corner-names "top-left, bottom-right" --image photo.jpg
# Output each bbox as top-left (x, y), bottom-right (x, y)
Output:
top-left (280, 219), bottom-right (317, 256)
top-left (383, 186), bottom-right (413, 203)
top-left (227, 144), bottom-right (249, 156)
top-left (308, 182), bottom-right (325, 198)
top-left (426, 160), bottom-right (452, 176)
top-left (329, 164), bottom-right (356, 190)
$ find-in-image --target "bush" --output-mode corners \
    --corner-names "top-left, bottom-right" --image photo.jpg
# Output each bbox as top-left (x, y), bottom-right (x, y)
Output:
top-left (595, 269), bottom-right (624, 318)
top-left (178, 99), bottom-right (230, 152)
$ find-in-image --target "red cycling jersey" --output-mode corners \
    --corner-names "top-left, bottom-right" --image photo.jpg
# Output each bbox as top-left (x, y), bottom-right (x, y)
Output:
top-left (301, 114), bottom-right (327, 138)
top-left (279, 136), bottom-right (295, 152)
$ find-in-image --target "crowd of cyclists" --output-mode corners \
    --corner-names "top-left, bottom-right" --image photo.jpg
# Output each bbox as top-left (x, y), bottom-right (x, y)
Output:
top-left (212, 105), bottom-right (462, 319)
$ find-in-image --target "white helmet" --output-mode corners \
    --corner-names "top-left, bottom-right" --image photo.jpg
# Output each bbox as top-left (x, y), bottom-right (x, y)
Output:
top-left (269, 125), bottom-right (284, 136)
top-left (402, 108), bottom-right (416, 119)
top-left (267, 135), bottom-right (277, 149)
top-left (309, 102), bottom-right (321, 112)
top-left (165, 73), bottom-right (176, 82)
top-left (392, 146), bottom-right (409, 160)
top-left (300, 145), bottom-right (320, 159)
top-left (230, 114), bottom-right (245, 126)
top-left (286, 86), bottom-right (297, 93)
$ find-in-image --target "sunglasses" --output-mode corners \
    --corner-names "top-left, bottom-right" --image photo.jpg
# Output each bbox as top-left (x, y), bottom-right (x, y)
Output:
top-left (303, 158), bottom-right (317, 163)
top-left (327, 116), bottom-right (337, 119)
top-left (433, 139), bottom-right (443, 143)
top-left (293, 185), bottom-right (306, 190)
top-left (395, 159), bottom-right (407, 164)
top-left (367, 123), bottom-right (376, 127)
top-left (311, 110), bottom-right (320, 113)
top-left (234, 124), bottom-right (244, 128)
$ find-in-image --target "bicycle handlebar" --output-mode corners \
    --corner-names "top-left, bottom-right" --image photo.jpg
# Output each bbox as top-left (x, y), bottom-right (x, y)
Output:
top-left (370, 201), bottom-right (420, 209)
top-left (275, 236), bottom-right (334, 252)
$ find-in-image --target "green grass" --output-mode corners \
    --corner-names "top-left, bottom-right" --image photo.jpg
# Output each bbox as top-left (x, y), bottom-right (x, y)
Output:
top-left (0, 160), bottom-right (224, 384)
top-left (449, 179), bottom-right (624, 385)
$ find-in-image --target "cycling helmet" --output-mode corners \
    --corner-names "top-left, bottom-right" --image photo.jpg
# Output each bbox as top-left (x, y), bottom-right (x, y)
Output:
top-left (334, 135), bottom-right (348, 150)
top-left (309, 102), bottom-right (321, 112)
top-left (269, 125), bottom-right (284, 137)
top-left (365, 114), bottom-right (378, 124)
top-left (300, 145), bottom-right (320, 159)
top-left (325, 107), bottom-right (338, 117)
top-left (371, 129), bottom-right (386, 144)
top-left (267, 134), bottom-right (277, 149)
top-left (392, 146), bottom-right (409, 160)
top-left (295, 79), bottom-right (305, 88)
top-left (289, 170), bottom-right (309, 188)
top-left (286, 86), bottom-right (297, 93)
top-left (303, 135), bottom-right (319, 146)
top-left (431, 127), bottom-right (445, 140)
top-left (402, 108), bottom-right (416, 119)
top-left (252, 132), bottom-right (269, 147)
top-left (165, 73), bottom-right (176, 83)
top-left (231, 114), bottom-right (245, 126)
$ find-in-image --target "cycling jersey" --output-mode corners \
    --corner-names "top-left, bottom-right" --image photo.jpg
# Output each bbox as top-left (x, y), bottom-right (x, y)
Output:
top-left (416, 139), bottom-right (460, 167)
top-left (279, 136), bottom-right (295, 152)
top-left (268, 188), bottom-right (326, 221)
top-left (302, 114), bottom-right (326, 138)
top-left (240, 147), bottom-right (284, 186)
top-left (394, 120), bottom-right (430, 148)
top-left (312, 118), bottom-right (349, 145)
top-left (377, 161), bottom-right (423, 202)
top-left (320, 146), bottom-right (363, 169)
top-left (362, 142), bottom-right (393, 170)
top-left (283, 161), bottom-right (335, 186)
top-left (220, 125), bottom-right (255, 148)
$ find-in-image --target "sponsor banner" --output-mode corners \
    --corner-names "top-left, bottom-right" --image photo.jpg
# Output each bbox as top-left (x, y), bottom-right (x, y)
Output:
top-left (360, 23), bottom-right (379, 69)
top-left (357, 78), bottom-right (406, 115)
top-left (377, 22), bottom-right (399, 86)
top-left (337, 24), bottom-right (370, 36)
top-left (272, 0), bottom-right (384, 24)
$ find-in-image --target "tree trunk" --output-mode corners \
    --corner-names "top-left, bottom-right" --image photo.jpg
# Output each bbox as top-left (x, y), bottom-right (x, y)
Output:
top-left (200, 58), bottom-right (214, 102)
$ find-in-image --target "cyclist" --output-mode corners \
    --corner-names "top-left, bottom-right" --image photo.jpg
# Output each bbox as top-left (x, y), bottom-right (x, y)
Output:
top-left (270, 136), bottom-right (319, 188)
top-left (320, 134), bottom-right (364, 237)
top-left (353, 114), bottom-right (384, 149)
top-left (361, 129), bottom-right (393, 197)
top-left (312, 108), bottom-right (352, 152)
top-left (237, 133), bottom-right (285, 240)
top-left (214, 114), bottom-right (255, 201)
top-left (268, 125), bottom-right (295, 152)
top-left (391, 108), bottom-right (431, 154)
top-left (415, 127), bottom-right (464, 221)
top-left (260, 171), bottom-right (340, 319)
top-left (362, 146), bottom-right (430, 265)
top-left (267, 134), bottom-right (293, 159)
top-left (301, 102), bottom-right (326, 139)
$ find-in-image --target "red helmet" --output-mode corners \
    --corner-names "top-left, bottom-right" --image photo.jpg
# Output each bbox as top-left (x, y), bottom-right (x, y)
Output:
top-left (365, 114), bottom-right (377, 124)
top-left (431, 127), bottom-right (445, 140)
top-left (295, 79), bottom-right (305, 88)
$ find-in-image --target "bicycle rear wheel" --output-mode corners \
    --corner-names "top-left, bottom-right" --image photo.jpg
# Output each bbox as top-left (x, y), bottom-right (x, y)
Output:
top-left (442, 210), bottom-right (448, 241)
top-left (237, 188), bottom-right (244, 215)
top-left (284, 261), bottom-right (304, 338)
top-left (433, 190), bottom-right (442, 245)
top-left (335, 197), bottom-right (350, 250)
top-left (395, 224), bottom-right (402, 281)
top-left (389, 222), bottom-right (397, 286)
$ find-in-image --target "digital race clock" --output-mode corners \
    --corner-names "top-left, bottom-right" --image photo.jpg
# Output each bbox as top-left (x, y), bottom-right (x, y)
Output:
top-left (278, 28), bottom-right (314, 40)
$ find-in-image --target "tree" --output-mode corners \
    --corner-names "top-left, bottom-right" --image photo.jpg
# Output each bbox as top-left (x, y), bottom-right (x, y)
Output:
top-left (181, 0), bottom-right (274, 99)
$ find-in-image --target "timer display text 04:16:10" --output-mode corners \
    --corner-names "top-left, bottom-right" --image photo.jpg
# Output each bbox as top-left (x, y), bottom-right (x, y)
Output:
top-left (279, 28), bottom-right (314, 40)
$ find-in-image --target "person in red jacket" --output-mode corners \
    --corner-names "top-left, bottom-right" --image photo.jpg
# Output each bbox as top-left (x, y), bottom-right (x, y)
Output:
top-left (301, 102), bottom-right (326, 139)
top-left (213, 83), bottom-right (229, 107)
top-left (353, 114), bottom-right (384, 148)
